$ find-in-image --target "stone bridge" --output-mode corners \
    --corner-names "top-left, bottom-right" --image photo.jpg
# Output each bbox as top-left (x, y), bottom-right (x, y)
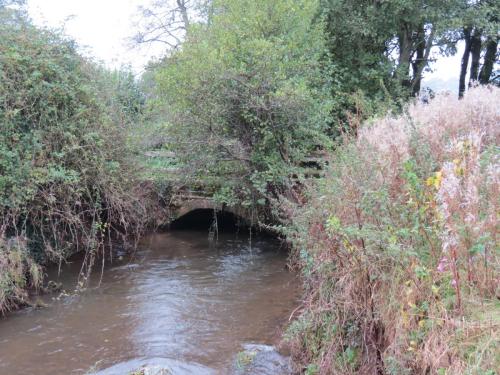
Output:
top-left (144, 149), bottom-right (326, 225)
top-left (168, 190), bottom-right (253, 227)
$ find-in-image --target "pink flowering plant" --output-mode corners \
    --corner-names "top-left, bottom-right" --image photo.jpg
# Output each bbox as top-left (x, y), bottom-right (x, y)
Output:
top-left (284, 86), bottom-right (499, 374)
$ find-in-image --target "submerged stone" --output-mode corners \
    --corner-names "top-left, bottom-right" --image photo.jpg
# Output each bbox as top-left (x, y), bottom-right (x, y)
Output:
top-left (93, 357), bottom-right (215, 375)
top-left (233, 344), bottom-right (292, 375)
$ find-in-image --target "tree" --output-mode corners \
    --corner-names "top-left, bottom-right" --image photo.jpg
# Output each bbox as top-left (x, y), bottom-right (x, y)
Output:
top-left (321, 0), bottom-right (460, 99)
top-left (458, 0), bottom-right (499, 98)
top-left (320, 0), bottom-right (395, 109)
top-left (148, 0), bottom-right (332, 210)
top-left (478, 36), bottom-right (499, 84)
top-left (393, 1), bottom-right (460, 96)
top-left (132, 0), bottom-right (208, 50)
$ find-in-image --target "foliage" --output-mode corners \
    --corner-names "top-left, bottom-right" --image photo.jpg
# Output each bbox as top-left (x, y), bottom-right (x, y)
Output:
top-left (282, 86), bottom-right (499, 374)
top-left (142, 0), bottom-right (499, 217)
top-left (321, 0), bottom-right (461, 101)
top-left (321, 0), bottom-right (499, 106)
top-left (0, 236), bottom-right (41, 314)
top-left (0, 8), bottom-right (150, 313)
top-left (148, 0), bottom-right (333, 215)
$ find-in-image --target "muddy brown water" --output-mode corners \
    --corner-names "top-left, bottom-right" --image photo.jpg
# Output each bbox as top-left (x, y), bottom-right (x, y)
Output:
top-left (0, 230), bottom-right (300, 374)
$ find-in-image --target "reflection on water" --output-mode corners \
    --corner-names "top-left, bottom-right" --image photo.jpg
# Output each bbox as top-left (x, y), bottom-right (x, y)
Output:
top-left (0, 231), bottom-right (299, 374)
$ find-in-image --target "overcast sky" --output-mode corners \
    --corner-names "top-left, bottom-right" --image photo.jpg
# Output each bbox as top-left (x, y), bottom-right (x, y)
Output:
top-left (27, 0), bottom-right (164, 73)
top-left (27, 0), bottom-right (462, 89)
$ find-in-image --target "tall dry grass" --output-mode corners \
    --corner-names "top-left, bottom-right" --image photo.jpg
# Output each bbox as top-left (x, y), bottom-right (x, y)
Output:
top-left (0, 236), bottom-right (42, 314)
top-left (284, 86), bottom-right (499, 374)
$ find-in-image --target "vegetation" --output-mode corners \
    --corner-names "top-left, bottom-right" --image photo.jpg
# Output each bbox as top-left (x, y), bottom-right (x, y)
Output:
top-left (0, 6), bottom-right (150, 313)
top-left (136, 2), bottom-right (498, 371)
top-left (146, 0), bottom-right (332, 215)
top-left (283, 86), bottom-right (499, 374)
top-left (321, 0), bottom-right (499, 112)
top-left (140, 0), bottom-right (499, 209)
top-left (0, 0), bottom-right (498, 373)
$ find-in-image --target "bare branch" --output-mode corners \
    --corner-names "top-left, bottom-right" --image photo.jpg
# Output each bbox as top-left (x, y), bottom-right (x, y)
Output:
top-left (131, 0), bottom-right (208, 51)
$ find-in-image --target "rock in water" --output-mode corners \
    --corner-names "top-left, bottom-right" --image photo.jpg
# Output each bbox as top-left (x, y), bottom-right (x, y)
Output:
top-left (93, 357), bottom-right (215, 375)
top-left (233, 344), bottom-right (292, 375)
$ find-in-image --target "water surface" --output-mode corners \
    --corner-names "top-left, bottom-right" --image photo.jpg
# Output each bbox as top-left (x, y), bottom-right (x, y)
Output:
top-left (0, 230), bottom-right (299, 374)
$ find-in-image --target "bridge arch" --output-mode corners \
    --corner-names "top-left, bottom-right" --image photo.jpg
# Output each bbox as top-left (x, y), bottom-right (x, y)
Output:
top-left (169, 196), bottom-right (252, 231)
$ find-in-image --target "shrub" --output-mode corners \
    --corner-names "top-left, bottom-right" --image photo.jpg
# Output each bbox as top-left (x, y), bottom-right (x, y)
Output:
top-left (284, 86), bottom-right (499, 374)
top-left (149, 0), bottom-right (332, 211)
top-left (0, 8), bottom-right (149, 313)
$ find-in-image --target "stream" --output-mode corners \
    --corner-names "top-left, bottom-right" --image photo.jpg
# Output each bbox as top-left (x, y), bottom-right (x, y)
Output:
top-left (0, 230), bottom-right (299, 374)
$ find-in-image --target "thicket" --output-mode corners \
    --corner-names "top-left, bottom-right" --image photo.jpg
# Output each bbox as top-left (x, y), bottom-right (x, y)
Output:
top-left (283, 86), bottom-right (499, 374)
top-left (144, 0), bottom-right (332, 216)
top-left (0, 8), bottom-right (149, 313)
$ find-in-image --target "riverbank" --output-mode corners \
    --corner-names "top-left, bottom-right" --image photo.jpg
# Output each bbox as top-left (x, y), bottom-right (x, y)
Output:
top-left (282, 86), bottom-right (499, 374)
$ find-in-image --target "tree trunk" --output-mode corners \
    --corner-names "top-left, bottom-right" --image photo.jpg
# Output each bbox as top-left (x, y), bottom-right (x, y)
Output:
top-left (398, 24), bottom-right (413, 89)
top-left (468, 29), bottom-right (482, 86)
top-left (411, 24), bottom-right (435, 97)
top-left (459, 27), bottom-right (472, 99)
top-left (177, 0), bottom-right (190, 29)
top-left (411, 25), bottom-right (425, 96)
top-left (479, 37), bottom-right (499, 84)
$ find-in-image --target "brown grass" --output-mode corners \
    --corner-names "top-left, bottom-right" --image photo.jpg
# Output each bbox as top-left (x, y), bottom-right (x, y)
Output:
top-left (0, 236), bottom-right (42, 314)
top-left (283, 86), bottom-right (499, 374)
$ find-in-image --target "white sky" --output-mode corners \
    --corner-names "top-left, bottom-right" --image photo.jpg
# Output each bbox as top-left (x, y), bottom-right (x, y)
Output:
top-left (428, 45), bottom-right (463, 80)
top-left (27, 0), bottom-right (164, 74)
top-left (27, 0), bottom-right (462, 89)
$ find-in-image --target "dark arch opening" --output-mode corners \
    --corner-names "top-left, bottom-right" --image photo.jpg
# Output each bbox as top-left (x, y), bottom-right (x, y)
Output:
top-left (169, 209), bottom-right (250, 232)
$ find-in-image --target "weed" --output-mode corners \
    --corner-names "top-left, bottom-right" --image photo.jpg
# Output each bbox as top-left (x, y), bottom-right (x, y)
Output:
top-left (282, 86), bottom-right (499, 374)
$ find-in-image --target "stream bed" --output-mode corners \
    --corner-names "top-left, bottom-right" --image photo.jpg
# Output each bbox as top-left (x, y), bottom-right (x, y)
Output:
top-left (0, 230), bottom-right (299, 374)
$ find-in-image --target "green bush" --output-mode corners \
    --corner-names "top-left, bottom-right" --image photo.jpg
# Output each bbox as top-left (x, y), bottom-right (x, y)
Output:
top-left (148, 0), bottom-right (333, 213)
top-left (0, 7), bottom-right (148, 312)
